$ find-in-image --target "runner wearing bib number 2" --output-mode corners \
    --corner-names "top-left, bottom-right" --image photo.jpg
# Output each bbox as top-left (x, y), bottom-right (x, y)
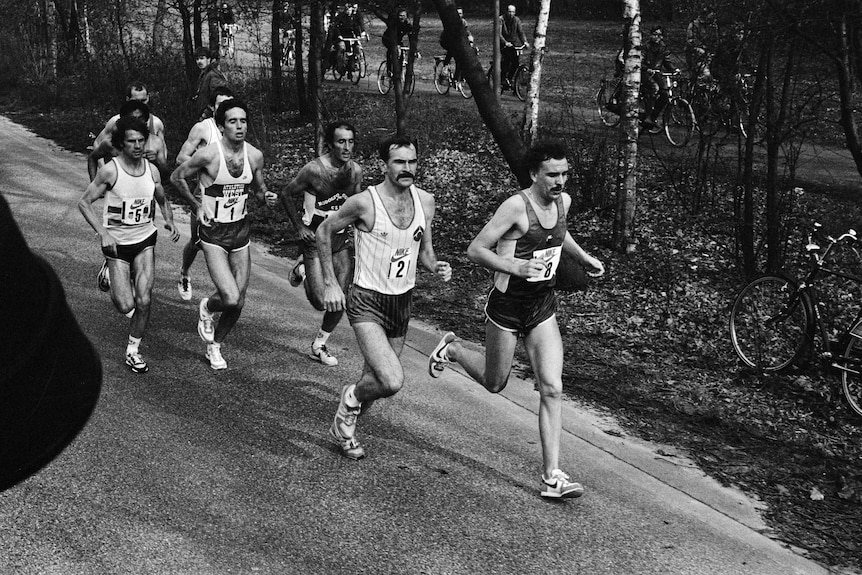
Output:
top-left (171, 99), bottom-right (277, 370)
top-left (78, 116), bottom-right (181, 374)
top-left (427, 140), bottom-right (605, 500)
top-left (316, 136), bottom-right (452, 460)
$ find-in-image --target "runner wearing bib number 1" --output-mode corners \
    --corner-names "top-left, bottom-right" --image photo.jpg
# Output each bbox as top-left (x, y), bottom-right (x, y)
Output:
top-left (427, 140), bottom-right (605, 499)
top-left (171, 99), bottom-right (277, 370)
top-left (78, 116), bottom-right (181, 374)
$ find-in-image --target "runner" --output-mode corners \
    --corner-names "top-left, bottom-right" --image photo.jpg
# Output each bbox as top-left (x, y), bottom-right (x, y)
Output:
top-left (316, 135), bottom-right (451, 459)
top-left (91, 82), bottom-right (166, 150)
top-left (276, 121), bottom-right (363, 366)
top-left (174, 86), bottom-right (235, 301)
top-left (170, 99), bottom-right (277, 370)
top-left (78, 116), bottom-right (181, 374)
top-left (89, 101), bottom-right (168, 182)
top-left (427, 140), bottom-right (604, 499)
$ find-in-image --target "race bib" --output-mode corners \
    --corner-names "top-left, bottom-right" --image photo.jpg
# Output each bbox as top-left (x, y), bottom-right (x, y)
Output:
top-left (212, 184), bottom-right (248, 223)
top-left (527, 245), bottom-right (561, 282)
top-left (388, 247), bottom-right (412, 279)
top-left (121, 198), bottom-right (153, 225)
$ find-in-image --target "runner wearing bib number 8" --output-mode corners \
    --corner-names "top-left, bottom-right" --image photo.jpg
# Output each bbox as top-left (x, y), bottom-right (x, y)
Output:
top-left (78, 116), bottom-right (181, 374)
top-left (427, 140), bottom-right (604, 499)
top-left (171, 99), bottom-right (277, 370)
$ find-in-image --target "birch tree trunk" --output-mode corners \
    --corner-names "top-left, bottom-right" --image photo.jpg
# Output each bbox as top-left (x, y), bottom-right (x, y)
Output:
top-left (153, 0), bottom-right (168, 50)
top-left (612, 1), bottom-right (640, 254)
top-left (521, 0), bottom-right (550, 144)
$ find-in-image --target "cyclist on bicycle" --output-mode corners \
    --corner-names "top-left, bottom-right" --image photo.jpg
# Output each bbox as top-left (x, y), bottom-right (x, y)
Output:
top-left (382, 8), bottom-right (413, 72)
top-left (641, 25), bottom-right (676, 128)
top-left (685, 8), bottom-right (716, 84)
top-left (330, 3), bottom-right (367, 73)
top-left (499, 4), bottom-right (528, 90)
top-left (439, 6), bottom-right (473, 81)
top-left (218, 3), bottom-right (236, 38)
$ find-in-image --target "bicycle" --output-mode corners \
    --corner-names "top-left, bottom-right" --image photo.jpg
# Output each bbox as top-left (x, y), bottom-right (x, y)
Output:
top-left (433, 55), bottom-right (472, 99)
top-left (487, 44), bottom-right (529, 101)
top-left (377, 46), bottom-right (416, 95)
top-left (331, 36), bottom-right (366, 85)
top-left (729, 222), bottom-right (862, 417)
top-left (281, 30), bottom-right (296, 71)
top-left (221, 23), bottom-right (237, 59)
top-left (686, 72), bottom-right (755, 140)
top-left (595, 70), bottom-right (696, 147)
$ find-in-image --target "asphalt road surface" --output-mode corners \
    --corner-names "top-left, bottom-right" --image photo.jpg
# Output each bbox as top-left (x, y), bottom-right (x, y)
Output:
top-left (0, 115), bottom-right (830, 575)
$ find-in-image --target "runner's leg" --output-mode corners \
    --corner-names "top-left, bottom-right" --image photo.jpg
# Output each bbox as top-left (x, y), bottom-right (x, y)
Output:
top-left (523, 316), bottom-right (565, 476)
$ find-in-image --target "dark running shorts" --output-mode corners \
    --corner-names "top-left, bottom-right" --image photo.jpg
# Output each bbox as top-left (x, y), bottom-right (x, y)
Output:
top-left (484, 287), bottom-right (557, 336)
top-left (103, 230), bottom-right (157, 265)
top-left (198, 218), bottom-right (251, 253)
top-left (347, 285), bottom-right (413, 339)
top-left (302, 229), bottom-right (352, 260)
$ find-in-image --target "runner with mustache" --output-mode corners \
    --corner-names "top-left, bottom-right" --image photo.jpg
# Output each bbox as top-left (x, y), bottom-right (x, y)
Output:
top-left (171, 99), bottom-right (278, 370)
top-left (427, 140), bottom-right (604, 499)
top-left (316, 135), bottom-right (451, 460)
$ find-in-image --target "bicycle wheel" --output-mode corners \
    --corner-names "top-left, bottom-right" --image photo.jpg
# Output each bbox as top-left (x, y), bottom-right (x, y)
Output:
top-left (729, 275), bottom-right (813, 372)
top-left (596, 79), bottom-right (621, 128)
top-left (514, 65), bottom-right (530, 101)
top-left (433, 61), bottom-right (450, 95)
top-left (377, 61), bottom-right (391, 94)
top-left (350, 54), bottom-right (361, 85)
top-left (457, 76), bottom-right (472, 99)
top-left (357, 50), bottom-right (367, 79)
top-left (840, 325), bottom-right (862, 417)
top-left (404, 69), bottom-right (416, 95)
top-left (664, 98), bottom-right (695, 147)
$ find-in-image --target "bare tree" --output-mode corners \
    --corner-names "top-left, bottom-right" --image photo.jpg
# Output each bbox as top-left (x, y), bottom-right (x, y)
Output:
top-left (520, 0), bottom-right (550, 144)
top-left (613, 2), bottom-right (641, 254)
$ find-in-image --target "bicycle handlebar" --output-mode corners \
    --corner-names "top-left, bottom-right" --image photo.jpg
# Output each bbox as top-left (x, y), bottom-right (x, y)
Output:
top-left (806, 222), bottom-right (858, 264)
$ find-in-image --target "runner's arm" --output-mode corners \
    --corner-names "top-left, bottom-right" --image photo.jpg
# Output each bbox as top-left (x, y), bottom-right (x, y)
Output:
top-left (316, 192), bottom-right (372, 311)
top-left (417, 191), bottom-right (451, 281)
top-left (277, 165), bottom-right (316, 237)
top-left (170, 147), bottom-right (214, 214)
top-left (176, 123), bottom-right (207, 165)
top-left (78, 163), bottom-right (119, 254)
top-left (467, 195), bottom-right (543, 279)
top-left (87, 140), bottom-right (115, 182)
top-left (151, 167), bottom-right (180, 242)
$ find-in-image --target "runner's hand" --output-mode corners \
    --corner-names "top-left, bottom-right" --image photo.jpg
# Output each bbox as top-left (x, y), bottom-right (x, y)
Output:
top-left (584, 256), bottom-right (605, 278)
top-left (264, 191), bottom-right (278, 208)
top-left (164, 224), bottom-right (180, 243)
top-left (323, 283), bottom-right (346, 312)
top-left (297, 224), bottom-right (316, 243)
top-left (100, 233), bottom-right (118, 258)
top-left (516, 257), bottom-right (545, 279)
top-left (435, 261), bottom-right (452, 282)
top-left (197, 206), bottom-right (212, 227)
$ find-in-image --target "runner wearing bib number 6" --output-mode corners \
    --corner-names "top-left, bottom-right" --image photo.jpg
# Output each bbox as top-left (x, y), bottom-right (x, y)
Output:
top-left (171, 99), bottom-right (277, 370)
top-left (78, 116), bottom-right (181, 375)
top-left (427, 140), bottom-right (604, 499)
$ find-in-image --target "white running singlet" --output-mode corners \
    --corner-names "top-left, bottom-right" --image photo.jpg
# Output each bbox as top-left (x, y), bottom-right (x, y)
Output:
top-left (102, 158), bottom-right (157, 245)
top-left (353, 185), bottom-right (426, 295)
top-left (199, 139), bottom-right (252, 224)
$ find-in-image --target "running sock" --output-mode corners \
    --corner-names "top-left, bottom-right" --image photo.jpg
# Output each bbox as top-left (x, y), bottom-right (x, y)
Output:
top-left (126, 335), bottom-right (141, 355)
top-left (344, 384), bottom-right (360, 408)
top-left (313, 329), bottom-right (331, 350)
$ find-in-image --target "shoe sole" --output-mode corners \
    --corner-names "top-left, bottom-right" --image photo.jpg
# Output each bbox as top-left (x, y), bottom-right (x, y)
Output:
top-left (540, 487), bottom-right (585, 499)
top-left (126, 362), bottom-right (149, 374)
top-left (328, 426), bottom-right (365, 460)
top-left (428, 332), bottom-right (456, 378)
top-left (309, 351), bottom-right (338, 366)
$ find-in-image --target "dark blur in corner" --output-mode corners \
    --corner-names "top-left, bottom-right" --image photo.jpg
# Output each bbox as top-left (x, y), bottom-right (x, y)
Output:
top-left (0, 194), bottom-right (102, 492)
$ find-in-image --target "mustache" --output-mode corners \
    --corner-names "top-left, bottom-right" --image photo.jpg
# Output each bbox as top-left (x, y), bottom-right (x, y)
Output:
top-left (398, 172), bottom-right (414, 180)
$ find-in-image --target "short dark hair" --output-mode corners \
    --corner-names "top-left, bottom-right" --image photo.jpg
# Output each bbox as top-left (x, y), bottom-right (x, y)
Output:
top-left (522, 140), bottom-right (567, 174)
top-left (194, 46), bottom-right (214, 58)
top-left (378, 135), bottom-right (417, 161)
top-left (112, 116), bottom-right (149, 150)
top-left (324, 121), bottom-right (357, 146)
top-left (118, 100), bottom-right (150, 122)
top-left (125, 81), bottom-right (148, 99)
top-left (215, 98), bottom-right (248, 126)
top-left (209, 85), bottom-right (234, 107)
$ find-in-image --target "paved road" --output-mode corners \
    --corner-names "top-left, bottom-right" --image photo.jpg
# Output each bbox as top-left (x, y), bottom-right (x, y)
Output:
top-left (0, 115), bottom-right (830, 574)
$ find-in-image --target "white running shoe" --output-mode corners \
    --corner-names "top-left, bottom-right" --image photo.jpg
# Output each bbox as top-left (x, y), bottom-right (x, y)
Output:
top-left (206, 344), bottom-right (227, 370)
top-left (198, 298), bottom-right (215, 343)
top-left (177, 274), bottom-right (193, 301)
top-left (125, 352), bottom-right (149, 374)
top-left (428, 332), bottom-right (457, 378)
top-left (310, 343), bottom-right (338, 366)
top-left (540, 469), bottom-right (584, 499)
top-left (97, 260), bottom-right (111, 292)
top-left (329, 385), bottom-right (364, 459)
top-left (289, 258), bottom-right (306, 287)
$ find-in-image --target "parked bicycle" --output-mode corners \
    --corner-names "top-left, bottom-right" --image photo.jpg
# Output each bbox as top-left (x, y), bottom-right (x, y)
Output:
top-left (433, 55), bottom-right (472, 99)
top-left (487, 44), bottom-right (529, 101)
top-left (686, 72), bottom-right (755, 140)
top-left (377, 46), bottom-right (417, 95)
top-left (595, 70), bottom-right (695, 147)
top-left (221, 23), bottom-right (238, 60)
top-left (729, 222), bottom-right (862, 417)
top-left (330, 36), bottom-right (366, 84)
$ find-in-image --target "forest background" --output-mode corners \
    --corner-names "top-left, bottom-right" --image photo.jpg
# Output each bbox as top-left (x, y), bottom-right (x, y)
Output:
top-left (0, 0), bottom-right (861, 572)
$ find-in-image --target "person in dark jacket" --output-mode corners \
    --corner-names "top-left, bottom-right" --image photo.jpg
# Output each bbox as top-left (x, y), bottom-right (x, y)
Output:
top-left (192, 47), bottom-right (229, 121)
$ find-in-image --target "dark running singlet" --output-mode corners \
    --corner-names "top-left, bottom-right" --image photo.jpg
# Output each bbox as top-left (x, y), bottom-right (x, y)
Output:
top-left (493, 191), bottom-right (567, 297)
top-left (302, 157), bottom-right (360, 231)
